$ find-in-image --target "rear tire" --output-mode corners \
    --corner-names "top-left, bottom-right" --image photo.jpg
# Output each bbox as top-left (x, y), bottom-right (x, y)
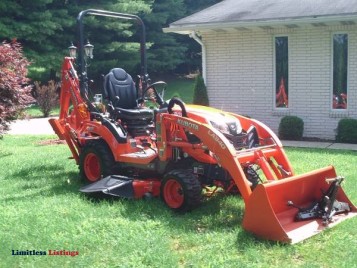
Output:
top-left (161, 169), bottom-right (202, 212)
top-left (79, 139), bottom-right (115, 183)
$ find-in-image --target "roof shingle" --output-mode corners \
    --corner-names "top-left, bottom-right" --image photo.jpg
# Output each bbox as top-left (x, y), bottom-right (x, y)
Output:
top-left (171, 0), bottom-right (357, 26)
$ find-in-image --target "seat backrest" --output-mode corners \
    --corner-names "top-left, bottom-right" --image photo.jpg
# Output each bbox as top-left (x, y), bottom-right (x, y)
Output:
top-left (103, 68), bottom-right (137, 109)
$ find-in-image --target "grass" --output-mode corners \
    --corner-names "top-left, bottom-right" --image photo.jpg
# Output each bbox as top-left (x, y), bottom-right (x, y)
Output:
top-left (163, 77), bottom-right (195, 103)
top-left (23, 104), bottom-right (60, 118)
top-left (0, 135), bottom-right (356, 267)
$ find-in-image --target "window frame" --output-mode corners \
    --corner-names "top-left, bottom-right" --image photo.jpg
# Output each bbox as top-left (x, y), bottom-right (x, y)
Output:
top-left (273, 35), bottom-right (290, 110)
top-left (331, 32), bottom-right (349, 111)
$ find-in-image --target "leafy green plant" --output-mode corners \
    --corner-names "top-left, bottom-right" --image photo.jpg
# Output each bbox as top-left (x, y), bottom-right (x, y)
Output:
top-left (336, 118), bottom-right (357, 144)
top-left (193, 75), bottom-right (209, 106)
top-left (278, 115), bottom-right (304, 140)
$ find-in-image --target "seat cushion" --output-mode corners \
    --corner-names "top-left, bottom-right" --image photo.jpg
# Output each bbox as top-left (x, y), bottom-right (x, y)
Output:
top-left (115, 107), bottom-right (154, 121)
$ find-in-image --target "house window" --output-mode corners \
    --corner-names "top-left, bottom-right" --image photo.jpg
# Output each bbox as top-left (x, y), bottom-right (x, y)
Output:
top-left (275, 36), bottom-right (289, 108)
top-left (332, 33), bottom-right (348, 109)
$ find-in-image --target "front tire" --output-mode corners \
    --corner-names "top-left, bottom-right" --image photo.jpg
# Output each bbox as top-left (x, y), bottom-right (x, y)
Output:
top-left (79, 139), bottom-right (115, 183)
top-left (161, 169), bottom-right (202, 212)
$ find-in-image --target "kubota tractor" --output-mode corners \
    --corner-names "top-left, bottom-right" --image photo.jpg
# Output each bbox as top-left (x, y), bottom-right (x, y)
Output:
top-left (50, 9), bottom-right (356, 244)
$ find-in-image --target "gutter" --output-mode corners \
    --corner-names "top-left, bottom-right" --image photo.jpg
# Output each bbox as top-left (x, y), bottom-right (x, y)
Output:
top-left (163, 14), bottom-right (357, 34)
top-left (189, 31), bottom-right (206, 83)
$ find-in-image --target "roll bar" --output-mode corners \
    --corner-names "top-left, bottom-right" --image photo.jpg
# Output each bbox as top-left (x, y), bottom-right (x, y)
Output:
top-left (77, 9), bottom-right (148, 96)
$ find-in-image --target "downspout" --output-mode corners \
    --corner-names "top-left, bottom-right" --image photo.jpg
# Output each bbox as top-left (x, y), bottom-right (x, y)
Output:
top-left (189, 31), bottom-right (206, 83)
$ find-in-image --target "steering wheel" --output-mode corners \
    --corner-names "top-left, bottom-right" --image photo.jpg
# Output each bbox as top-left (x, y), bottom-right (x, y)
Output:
top-left (142, 81), bottom-right (166, 106)
top-left (167, 97), bottom-right (187, 117)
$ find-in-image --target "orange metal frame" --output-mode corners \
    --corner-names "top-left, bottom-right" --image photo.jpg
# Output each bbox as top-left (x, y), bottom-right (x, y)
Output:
top-left (155, 110), bottom-right (294, 204)
top-left (51, 57), bottom-right (296, 204)
top-left (50, 57), bottom-right (356, 243)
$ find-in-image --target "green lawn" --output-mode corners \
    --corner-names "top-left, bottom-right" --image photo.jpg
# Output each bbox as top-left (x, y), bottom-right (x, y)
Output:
top-left (0, 135), bottom-right (356, 267)
top-left (23, 104), bottom-right (60, 118)
top-left (163, 77), bottom-right (195, 103)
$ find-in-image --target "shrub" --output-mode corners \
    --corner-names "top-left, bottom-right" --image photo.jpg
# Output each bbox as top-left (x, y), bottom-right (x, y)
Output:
top-left (0, 40), bottom-right (34, 135)
top-left (193, 75), bottom-right (209, 106)
top-left (336, 118), bottom-right (357, 144)
top-left (34, 80), bottom-right (59, 117)
top-left (278, 115), bottom-right (304, 140)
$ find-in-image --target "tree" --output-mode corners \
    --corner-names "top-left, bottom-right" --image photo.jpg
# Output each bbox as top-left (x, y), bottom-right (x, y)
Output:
top-left (142, 0), bottom-right (186, 75)
top-left (193, 75), bottom-right (209, 106)
top-left (73, 0), bottom-right (152, 79)
top-left (0, 0), bottom-right (152, 82)
top-left (0, 0), bottom-right (223, 82)
top-left (174, 0), bottom-right (223, 74)
top-left (0, 40), bottom-right (34, 135)
top-left (0, 0), bottom-right (73, 81)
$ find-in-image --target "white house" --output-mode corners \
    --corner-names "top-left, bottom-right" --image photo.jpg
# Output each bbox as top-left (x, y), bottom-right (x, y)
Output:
top-left (164, 0), bottom-right (357, 140)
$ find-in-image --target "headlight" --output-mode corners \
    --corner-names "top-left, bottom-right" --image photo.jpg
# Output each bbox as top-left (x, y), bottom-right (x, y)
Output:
top-left (210, 120), bottom-right (230, 134)
top-left (210, 117), bottom-right (242, 136)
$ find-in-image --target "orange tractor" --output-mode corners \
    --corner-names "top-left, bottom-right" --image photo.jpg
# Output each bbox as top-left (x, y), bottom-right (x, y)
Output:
top-left (50, 9), bottom-right (356, 244)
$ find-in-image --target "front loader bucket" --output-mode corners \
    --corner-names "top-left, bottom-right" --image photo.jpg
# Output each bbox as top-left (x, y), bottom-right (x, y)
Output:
top-left (242, 166), bottom-right (356, 244)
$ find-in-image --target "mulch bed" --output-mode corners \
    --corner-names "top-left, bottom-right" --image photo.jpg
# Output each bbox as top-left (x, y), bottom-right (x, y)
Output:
top-left (37, 139), bottom-right (66, 145)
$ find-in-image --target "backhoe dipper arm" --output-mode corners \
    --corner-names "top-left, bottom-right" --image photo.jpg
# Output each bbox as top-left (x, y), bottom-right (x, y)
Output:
top-left (49, 57), bottom-right (90, 163)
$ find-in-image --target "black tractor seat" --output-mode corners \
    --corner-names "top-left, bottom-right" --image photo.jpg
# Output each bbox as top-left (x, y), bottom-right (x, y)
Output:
top-left (103, 68), bottom-right (154, 136)
top-left (103, 68), bottom-right (137, 108)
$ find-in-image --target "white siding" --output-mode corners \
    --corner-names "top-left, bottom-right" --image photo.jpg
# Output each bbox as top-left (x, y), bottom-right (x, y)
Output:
top-left (202, 25), bottom-right (357, 140)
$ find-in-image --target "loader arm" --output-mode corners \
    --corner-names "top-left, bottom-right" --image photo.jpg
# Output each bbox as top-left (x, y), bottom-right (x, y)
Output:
top-left (157, 112), bottom-right (356, 243)
top-left (157, 113), bottom-right (293, 204)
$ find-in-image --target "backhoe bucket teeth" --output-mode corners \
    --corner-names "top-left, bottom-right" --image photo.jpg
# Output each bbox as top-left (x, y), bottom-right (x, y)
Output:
top-left (242, 166), bottom-right (357, 244)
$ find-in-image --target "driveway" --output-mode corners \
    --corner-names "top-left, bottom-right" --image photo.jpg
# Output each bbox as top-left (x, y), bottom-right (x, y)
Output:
top-left (8, 117), bottom-right (57, 135)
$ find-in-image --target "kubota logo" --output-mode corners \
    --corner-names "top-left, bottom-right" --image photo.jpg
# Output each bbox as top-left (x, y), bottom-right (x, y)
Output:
top-left (208, 130), bottom-right (227, 150)
top-left (177, 118), bottom-right (199, 131)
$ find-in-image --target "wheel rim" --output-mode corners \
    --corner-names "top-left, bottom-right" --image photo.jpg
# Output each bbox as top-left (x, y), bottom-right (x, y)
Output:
top-left (84, 153), bottom-right (101, 182)
top-left (163, 179), bottom-right (184, 208)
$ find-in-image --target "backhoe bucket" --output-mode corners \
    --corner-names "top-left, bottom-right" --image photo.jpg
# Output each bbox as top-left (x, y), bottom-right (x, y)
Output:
top-left (242, 166), bottom-right (356, 244)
